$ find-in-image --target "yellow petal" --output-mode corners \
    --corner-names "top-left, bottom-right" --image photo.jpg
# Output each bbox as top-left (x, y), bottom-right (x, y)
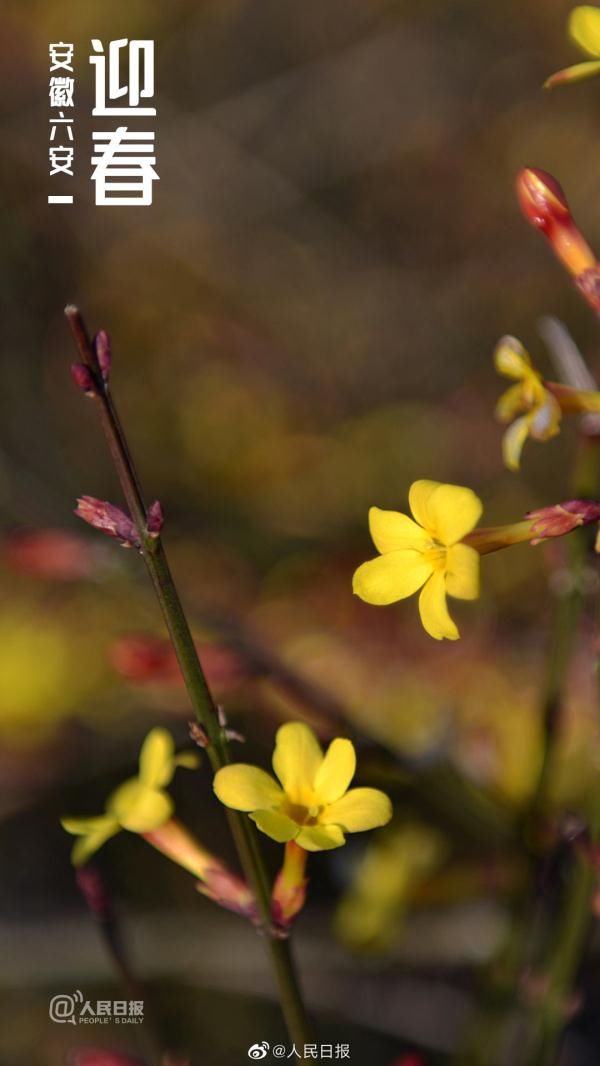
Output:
top-left (214, 764), bottom-right (283, 811)
top-left (273, 722), bottom-right (323, 805)
top-left (295, 824), bottom-right (346, 851)
top-left (138, 728), bottom-right (175, 788)
top-left (493, 336), bottom-right (531, 380)
top-left (61, 815), bottom-right (113, 835)
top-left (320, 787), bottom-right (392, 832)
top-left (418, 571), bottom-right (459, 641)
top-left (424, 484), bottom-right (483, 546)
top-left (368, 507), bottom-right (430, 553)
top-left (495, 383), bottom-right (527, 424)
top-left (108, 779), bottom-right (173, 832)
top-left (445, 544), bottom-right (480, 601)
top-left (353, 551), bottom-right (433, 606)
top-left (502, 414), bottom-right (531, 471)
top-left (250, 809), bottom-right (299, 842)
top-left (62, 816), bottom-right (120, 866)
top-left (408, 480), bottom-right (442, 528)
top-left (314, 738), bottom-right (356, 804)
top-left (174, 752), bottom-right (201, 770)
top-left (545, 59), bottom-right (600, 87)
top-left (570, 6), bottom-right (600, 57)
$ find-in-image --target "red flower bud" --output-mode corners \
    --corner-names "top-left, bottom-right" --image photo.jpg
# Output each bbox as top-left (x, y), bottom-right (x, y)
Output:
top-left (146, 500), bottom-right (164, 537)
top-left (71, 363), bottom-right (97, 397)
top-left (75, 496), bottom-right (140, 548)
top-left (517, 169), bottom-right (599, 306)
top-left (526, 500), bottom-right (600, 544)
top-left (93, 330), bottom-right (111, 382)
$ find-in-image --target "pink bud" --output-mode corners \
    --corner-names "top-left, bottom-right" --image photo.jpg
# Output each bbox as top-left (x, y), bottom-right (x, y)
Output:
top-left (526, 500), bottom-right (600, 544)
top-left (146, 500), bottom-right (164, 537)
top-left (75, 496), bottom-right (140, 548)
top-left (71, 363), bottom-right (97, 397)
top-left (94, 330), bottom-right (112, 382)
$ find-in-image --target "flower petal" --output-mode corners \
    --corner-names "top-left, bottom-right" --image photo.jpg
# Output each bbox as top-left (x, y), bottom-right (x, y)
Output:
top-left (445, 544), bottom-right (480, 601)
top-left (272, 722), bottom-right (323, 805)
top-left (174, 752), bottom-right (201, 770)
top-left (214, 764), bottom-right (284, 811)
top-left (424, 484), bottom-right (483, 546)
top-left (353, 551), bottom-right (433, 606)
top-left (108, 779), bottom-right (173, 832)
top-left (314, 738), bottom-right (356, 804)
top-left (502, 414), bottom-right (531, 471)
top-left (368, 507), bottom-right (430, 553)
top-left (545, 59), bottom-right (600, 88)
top-left (493, 336), bottom-right (531, 380)
top-left (418, 571), bottom-right (459, 641)
top-left (295, 824), bottom-right (346, 851)
top-left (61, 815), bottom-right (114, 835)
top-left (408, 480), bottom-right (442, 527)
top-left (529, 394), bottom-right (562, 442)
top-left (61, 816), bottom-right (120, 866)
top-left (138, 728), bottom-right (175, 788)
top-left (495, 383), bottom-right (527, 424)
top-left (250, 809), bottom-right (299, 842)
top-left (570, 5), bottom-right (600, 57)
top-left (320, 787), bottom-right (392, 832)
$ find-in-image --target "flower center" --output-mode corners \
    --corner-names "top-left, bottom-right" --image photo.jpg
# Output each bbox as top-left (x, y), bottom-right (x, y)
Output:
top-left (424, 544), bottom-right (447, 571)
top-left (282, 800), bottom-right (323, 826)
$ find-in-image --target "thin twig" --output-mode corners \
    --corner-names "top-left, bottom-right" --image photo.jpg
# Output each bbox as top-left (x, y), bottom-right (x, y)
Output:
top-left (64, 305), bottom-right (311, 1049)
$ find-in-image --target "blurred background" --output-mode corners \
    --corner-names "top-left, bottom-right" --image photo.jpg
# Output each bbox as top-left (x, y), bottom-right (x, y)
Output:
top-left (2, 0), bottom-right (600, 1063)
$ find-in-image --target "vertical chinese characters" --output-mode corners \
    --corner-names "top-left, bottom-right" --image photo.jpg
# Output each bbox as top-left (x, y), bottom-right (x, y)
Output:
top-left (48, 42), bottom-right (75, 204)
top-left (89, 40), bottom-right (159, 206)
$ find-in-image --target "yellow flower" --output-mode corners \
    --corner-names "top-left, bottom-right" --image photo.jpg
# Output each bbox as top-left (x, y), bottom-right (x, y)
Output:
top-left (352, 480), bottom-right (482, 641)
top-left (546, 7), bottom-right (600, 87)
top-left (213, 721), bottom-right (392, 851)
top-left (62, 728), bottom-right (199, 865)
top-left (494, 336), bottom-right (562, 471)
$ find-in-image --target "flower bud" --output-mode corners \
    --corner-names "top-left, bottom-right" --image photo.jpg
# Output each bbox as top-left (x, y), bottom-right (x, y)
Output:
top-left (146, 500), bottom-right (164, 537)
top-left (71, 363), bottom-right (97, 397)
top-left (75, 496), bottom-right (140, 548)
top-left (526, 500), bottom-right (600, 544)
top-left (93, 330), bottom-right (111, 382)
top-left (517, 168), bottom-right (598, 287)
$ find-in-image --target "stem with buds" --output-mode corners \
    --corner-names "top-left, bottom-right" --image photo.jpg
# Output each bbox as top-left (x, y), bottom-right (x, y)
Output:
top-left (64, 305), bottom-right (311, 1049)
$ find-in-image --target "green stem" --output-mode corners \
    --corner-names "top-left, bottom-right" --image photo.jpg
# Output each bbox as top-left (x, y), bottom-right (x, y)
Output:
top-left (65, 305), bottom-right (311, 1049)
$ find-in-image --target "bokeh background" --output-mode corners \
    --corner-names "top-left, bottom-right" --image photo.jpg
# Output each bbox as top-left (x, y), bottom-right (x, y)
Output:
top-left (2, 1), bottom-right (600, 1063)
